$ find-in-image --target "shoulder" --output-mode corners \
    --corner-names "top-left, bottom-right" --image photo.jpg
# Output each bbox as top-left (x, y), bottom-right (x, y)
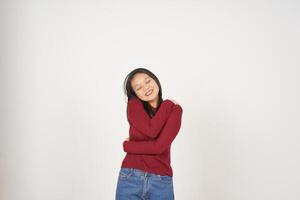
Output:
top-left (174, 104), bottom-right (183, 112)
top-left (162, 99), bottom-right (183, 112)
top-left (171, 104), bottom-right (183, 117)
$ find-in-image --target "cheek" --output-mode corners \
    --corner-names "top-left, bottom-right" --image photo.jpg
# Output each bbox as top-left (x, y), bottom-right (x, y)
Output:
top-left (154, 84), bottom-right (159, 91)
top-left (136, 91), bottom-right (144, 97)
top-left (151, 82), bottom-right (157, 89)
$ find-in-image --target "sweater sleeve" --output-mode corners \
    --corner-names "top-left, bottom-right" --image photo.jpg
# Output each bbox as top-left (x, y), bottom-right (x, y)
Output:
top-left (123, 104), bottom-right (183, 155)
top-left (127, 97), bottom-right (175, 139)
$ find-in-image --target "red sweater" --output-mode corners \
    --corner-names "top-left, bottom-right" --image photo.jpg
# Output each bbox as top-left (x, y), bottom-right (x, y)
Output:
top-left (121, 96), bottom-right (183, 176)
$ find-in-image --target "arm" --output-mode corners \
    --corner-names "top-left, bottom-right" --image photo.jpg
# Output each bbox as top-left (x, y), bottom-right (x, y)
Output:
top-left (127, 96), bottom-right (175, 138)
top-left (123, 104), bottom-right (183, 155)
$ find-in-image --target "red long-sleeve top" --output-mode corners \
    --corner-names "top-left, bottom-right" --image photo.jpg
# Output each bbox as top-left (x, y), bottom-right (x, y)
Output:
top-left (120, 96), bottom-right (183, 177)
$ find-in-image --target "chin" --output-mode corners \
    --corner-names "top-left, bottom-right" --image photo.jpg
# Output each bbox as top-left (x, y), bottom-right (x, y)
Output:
top-left (146, 95), bottom-right (158, 102)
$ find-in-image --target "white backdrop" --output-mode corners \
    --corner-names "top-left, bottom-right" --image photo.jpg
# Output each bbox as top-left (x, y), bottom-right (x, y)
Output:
top-left (1, 0), bottom-right (300, 200)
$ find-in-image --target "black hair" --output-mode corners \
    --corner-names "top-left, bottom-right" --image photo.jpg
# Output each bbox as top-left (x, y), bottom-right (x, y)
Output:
top-left (123, 68), bottom-right (163, 118)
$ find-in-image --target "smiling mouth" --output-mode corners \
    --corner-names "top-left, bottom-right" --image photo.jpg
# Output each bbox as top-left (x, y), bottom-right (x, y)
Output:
top-left (145, 89), bottom-right (153, 96)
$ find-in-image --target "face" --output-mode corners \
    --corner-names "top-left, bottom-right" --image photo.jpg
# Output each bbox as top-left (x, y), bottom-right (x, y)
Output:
top-left (131, 73), bottom-right (159, 102)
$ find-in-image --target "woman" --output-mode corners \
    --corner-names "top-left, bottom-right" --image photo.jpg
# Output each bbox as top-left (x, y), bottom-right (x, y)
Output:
top-left (115, 68), bottom-right (183, 200)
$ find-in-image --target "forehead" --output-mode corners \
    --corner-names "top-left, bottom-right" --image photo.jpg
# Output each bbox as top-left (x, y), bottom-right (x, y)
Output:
top-left (131, 73), bottom-right (150, 87)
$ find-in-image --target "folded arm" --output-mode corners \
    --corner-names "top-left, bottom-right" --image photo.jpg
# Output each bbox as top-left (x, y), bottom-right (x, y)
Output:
top-left (123, 104), bottom-right (183, 155)
top-left (127, 97), bottom-right (175, 138)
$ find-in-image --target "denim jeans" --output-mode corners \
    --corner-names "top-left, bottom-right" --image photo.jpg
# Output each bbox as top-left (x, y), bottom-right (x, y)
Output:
top-left (115, 167), bottom-right (174, 200)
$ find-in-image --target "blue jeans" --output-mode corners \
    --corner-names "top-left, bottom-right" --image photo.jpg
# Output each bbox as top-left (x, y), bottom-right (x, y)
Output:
top-left (115, 167), bottom-right (174, 200)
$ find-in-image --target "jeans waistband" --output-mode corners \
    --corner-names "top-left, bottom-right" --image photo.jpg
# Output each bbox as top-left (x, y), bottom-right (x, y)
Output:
top-left (122, 167), bottom-right (162, 177)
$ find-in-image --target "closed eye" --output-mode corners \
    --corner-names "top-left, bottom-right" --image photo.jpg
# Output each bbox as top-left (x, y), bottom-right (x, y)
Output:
top-left (135, 78), bottom-right (152, 91)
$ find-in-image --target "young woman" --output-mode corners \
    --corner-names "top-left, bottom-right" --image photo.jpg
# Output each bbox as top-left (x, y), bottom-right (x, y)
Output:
top-left (115, 68), bottom-right (183, 200)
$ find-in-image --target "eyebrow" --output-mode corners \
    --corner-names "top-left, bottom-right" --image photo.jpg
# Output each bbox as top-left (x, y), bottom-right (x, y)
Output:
top-left (133, 76), bottom-right (151, 89)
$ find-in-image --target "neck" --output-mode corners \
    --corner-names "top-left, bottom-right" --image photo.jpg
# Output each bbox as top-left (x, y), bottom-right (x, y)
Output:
top-left (148, 96), bottom-right (159, 108)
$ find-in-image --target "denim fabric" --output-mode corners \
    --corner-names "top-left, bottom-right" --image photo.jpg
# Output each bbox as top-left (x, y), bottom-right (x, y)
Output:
top-left (115, 167), bottom-right (174, 200)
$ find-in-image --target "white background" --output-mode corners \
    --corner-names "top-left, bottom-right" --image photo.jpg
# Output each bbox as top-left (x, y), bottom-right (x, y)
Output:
top-left (1, 0), bottom-right (300, 199)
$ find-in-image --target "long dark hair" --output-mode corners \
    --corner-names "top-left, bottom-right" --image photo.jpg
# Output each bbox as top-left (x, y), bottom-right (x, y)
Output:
top-left (123, 68), bottom-right (163, 118)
